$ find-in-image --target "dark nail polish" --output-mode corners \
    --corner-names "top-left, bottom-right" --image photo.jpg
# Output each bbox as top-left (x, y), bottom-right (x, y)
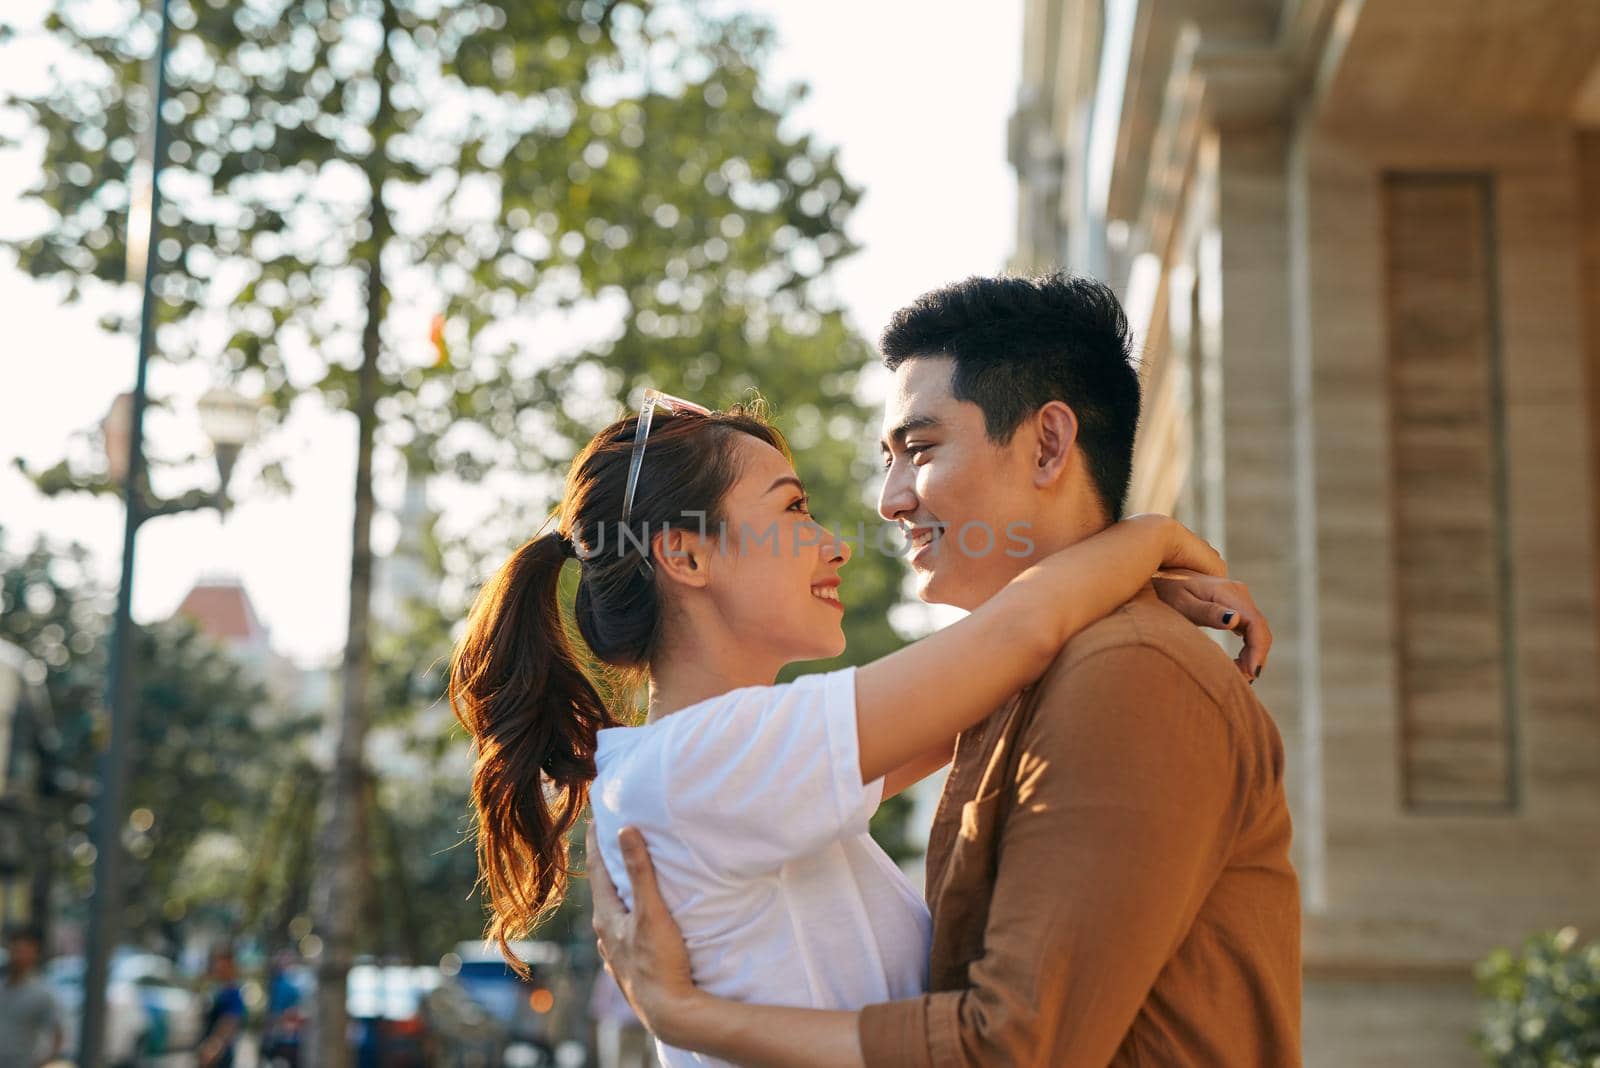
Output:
top-left (1222, 611), bottom-right (1236, 626)
top-left (1255, 664), bottom-right (1264, 679)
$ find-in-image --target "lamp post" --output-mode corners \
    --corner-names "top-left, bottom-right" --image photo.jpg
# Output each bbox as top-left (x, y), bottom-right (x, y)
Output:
top-left (79, 386), bottom-right (257, 1067)
top-left (75, 0), bottom-right (170, 1048)
top-left (76, 0), bottom-right (259, 1055)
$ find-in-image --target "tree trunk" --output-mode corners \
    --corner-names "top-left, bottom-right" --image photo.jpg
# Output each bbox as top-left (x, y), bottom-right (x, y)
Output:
top-left (309, 216), bottom-right (386, 1066)
top-left (358, 769), bottom-right (383, 956)
top-left (309, 2), bottom-right (394, 1059)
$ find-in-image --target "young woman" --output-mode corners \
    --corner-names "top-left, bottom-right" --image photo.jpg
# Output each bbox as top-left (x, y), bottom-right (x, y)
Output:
top-left (450, 397), bottom-right (1243, 1066)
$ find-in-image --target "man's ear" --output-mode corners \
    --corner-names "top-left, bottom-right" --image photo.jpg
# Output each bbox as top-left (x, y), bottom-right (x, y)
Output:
top-left (1032, 400), bottom-right (1079, 487)
top-left (652, 525), bottom-right (711, 589)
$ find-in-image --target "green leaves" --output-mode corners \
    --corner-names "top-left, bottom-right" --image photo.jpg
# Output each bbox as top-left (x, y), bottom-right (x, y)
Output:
top-left (9, 0), bottom-right (917, 885)
top-left (0, 526), bottom-right (307, 936)
top-left (1477, 928), bottom-right (1600, 1067)
top-left (6, 0), bottom-right (869, 468)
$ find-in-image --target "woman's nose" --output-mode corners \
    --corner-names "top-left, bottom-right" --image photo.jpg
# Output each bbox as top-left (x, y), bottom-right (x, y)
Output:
top-left (827, 529), bottom-right (852, 565)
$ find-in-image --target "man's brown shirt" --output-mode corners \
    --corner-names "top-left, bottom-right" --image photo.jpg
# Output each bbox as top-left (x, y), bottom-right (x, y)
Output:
top-left (859, 585), bottom-right (1302, 1066)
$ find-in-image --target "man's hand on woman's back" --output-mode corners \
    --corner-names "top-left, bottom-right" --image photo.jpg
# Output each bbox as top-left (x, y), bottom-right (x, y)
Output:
top-left (586, 822), bottom-right (699, 1046)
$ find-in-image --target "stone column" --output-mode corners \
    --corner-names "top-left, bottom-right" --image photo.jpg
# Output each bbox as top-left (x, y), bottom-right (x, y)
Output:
top-left (1197, 57), bottom-right (1328, 910)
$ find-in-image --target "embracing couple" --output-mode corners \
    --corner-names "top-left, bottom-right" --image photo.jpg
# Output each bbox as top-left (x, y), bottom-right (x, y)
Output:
top-left (450, 273), bottom-right (1302, 1067)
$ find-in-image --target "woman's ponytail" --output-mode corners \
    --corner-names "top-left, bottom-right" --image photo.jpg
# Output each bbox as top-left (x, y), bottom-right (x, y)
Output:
top-left (449, 529), bottom-right (618, 975)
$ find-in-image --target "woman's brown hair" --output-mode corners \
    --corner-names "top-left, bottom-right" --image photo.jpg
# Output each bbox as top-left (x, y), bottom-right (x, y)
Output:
top-left (449, 398), bottom-right (789, 974)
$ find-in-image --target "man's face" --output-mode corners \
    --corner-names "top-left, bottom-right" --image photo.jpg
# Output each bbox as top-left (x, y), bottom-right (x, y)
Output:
top-left (877, 356), bottom-right (1041, 610)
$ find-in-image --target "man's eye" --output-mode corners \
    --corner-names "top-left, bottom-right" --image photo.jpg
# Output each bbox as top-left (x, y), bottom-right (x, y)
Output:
top-left (884, 445), bottom-right (930, 469)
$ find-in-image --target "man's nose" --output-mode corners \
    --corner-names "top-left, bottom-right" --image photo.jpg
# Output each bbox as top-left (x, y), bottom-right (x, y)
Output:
top-left (877, 462), bottom-right (916, 523)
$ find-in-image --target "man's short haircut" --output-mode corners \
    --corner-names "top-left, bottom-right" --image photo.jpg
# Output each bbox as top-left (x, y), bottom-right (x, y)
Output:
top-left (879, 272), bottom-right (1142, 521)
top-left (3, 922), bottom-right (43, 945)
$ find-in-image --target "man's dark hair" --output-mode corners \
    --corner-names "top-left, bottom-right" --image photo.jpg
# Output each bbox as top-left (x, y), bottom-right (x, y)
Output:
top-left (879, 272), bottom-right (1141, 520)
top-left (3, 922), bottom-right (43, 945)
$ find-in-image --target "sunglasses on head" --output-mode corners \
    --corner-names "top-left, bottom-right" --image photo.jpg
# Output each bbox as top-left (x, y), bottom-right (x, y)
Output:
top-left (620, 388), bottom-right (713, 578)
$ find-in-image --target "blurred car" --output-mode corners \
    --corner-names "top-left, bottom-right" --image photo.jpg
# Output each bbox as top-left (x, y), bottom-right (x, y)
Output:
top-left (247, 958), bottom-right (444, 1067)
top-left (346, 963), bottom-right (440, 1068)
top-left (44, 949), bottom-right (204, 1067)
top-left (425, 941), bottom-right (565, 1068)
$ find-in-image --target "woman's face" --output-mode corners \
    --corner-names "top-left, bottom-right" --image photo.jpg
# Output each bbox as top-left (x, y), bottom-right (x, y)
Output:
top-left (698, 434), bottom-right (852, 664)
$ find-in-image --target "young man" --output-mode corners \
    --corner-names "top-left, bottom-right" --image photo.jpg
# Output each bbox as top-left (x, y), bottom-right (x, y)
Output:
top-left (588, 273), bottom-right (1302, 1066)
top-left (0, 924), bottom-right (63, 1068)
top-left (197, 947), bottom-right (245, 1068)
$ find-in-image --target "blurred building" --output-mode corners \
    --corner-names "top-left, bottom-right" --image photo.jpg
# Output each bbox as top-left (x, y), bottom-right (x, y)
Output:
top-left (171, 462), bottom-right (449, 775)
top-left (1011, 1), bottom-right (1600, 1064)
top-left (366, 464), bottom-right (463, 783)
top-left (173, 573), bottom-right (324, 720)
top-left (371, 466), bottom-right (435, 630)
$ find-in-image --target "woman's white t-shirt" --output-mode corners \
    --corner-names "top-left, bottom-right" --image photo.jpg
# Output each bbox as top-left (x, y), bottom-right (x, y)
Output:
top-left (590, 666), bottom-right (932, 1067)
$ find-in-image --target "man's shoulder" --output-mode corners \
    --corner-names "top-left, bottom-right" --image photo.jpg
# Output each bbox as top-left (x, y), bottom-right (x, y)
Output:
top-left (1017, 591), bottom-right (1287, 782)
top-left (1033, 591), bottom-right (1249, 714)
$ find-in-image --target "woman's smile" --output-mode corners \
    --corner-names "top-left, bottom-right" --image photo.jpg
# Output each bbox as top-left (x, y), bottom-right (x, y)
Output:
top-left (810, 578), bottom-right (843, 610)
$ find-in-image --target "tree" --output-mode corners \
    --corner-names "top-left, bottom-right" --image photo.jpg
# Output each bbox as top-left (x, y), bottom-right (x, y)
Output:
top-left (5, 2), bottom-right (911, 1059)
top-left (1477, 927), bottom-right (1600, 1067)
top-left (0, 526), bottom-right (309, 946)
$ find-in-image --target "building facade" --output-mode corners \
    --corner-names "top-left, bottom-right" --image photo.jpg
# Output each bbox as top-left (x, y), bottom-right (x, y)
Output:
top-left (1011, 1), bottom-right (1600, 1063)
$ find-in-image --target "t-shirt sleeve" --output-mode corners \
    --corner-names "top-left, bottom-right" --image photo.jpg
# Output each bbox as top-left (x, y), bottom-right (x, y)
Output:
top-left (658, 666), bottom-right (882, 877)
top-left (215, 985), bottom-right (246, 1021)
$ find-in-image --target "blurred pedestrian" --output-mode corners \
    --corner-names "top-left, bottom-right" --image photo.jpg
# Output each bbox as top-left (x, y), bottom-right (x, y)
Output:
top-left (0, 923), bottom-right (63, 1068)
top-left (588, 969), bottom-right (654, 1068)
top-left (259, 950), bottom-right (304, 1067)
top-left (196, 946), bottom-right (246, 1068)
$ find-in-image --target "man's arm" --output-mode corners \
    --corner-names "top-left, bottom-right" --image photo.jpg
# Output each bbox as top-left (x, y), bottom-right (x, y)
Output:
top-left (859, 644), bottom-right (1243, 1067)
top-left (587, 823), bottom-right (868, 1068)
top-left (198, 992), bottom-right (244, 1068)
top-left (199, 1018), bottom-right (242, 1068)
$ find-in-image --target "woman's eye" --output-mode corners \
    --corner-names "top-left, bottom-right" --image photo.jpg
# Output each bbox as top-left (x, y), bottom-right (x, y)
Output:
top-left (789, 496), bottom-right (812, 514)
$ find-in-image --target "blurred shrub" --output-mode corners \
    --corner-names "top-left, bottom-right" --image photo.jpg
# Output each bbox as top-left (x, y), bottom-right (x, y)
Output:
top-left (1476, 927), bottom-right (1600, 1067)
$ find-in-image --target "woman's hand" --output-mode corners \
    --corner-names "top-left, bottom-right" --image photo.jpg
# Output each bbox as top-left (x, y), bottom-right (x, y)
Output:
top-left (1152, 514), bottom-right (1222, 578)
top-left (1153, 571), bottom-right (1272, 682)
top-left (1125, 513), bottom-right (1226, 579)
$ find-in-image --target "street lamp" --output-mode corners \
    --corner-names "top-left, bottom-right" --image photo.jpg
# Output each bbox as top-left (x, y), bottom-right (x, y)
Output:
top-left (97, 387), bottom-right (258, 516)
top-left (70, 0), bottom-right (260, 1058)
top-left (197, 387), bottom-right (260, 508)
top-left (79, 385), bottom-right (256, 1067)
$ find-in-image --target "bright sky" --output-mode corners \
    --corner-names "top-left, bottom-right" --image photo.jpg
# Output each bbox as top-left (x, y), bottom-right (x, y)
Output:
top-left (0, 0), bottom-right (1022, 664)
